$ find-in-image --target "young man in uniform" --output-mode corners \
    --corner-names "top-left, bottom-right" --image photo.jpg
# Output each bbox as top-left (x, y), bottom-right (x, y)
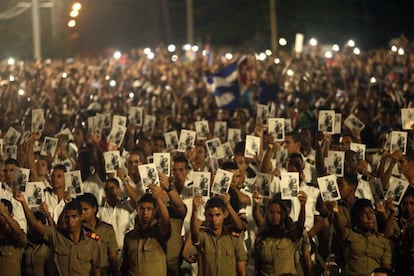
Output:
top-left (16, 193), bottom-right (102, 276)
top-left (121, 185), bottom-right (171, 276)
top-left (0, 198), bottom-right (27, 275)
top-left (191, 196), bottom-right (247, 276)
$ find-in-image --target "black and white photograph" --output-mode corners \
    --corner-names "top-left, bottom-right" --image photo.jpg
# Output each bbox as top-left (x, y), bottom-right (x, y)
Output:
top-left (26, 181), bottom-right (45, 208)
top-left (334, 114), bottom-right (342, 134)
top-left (178, 129), bottom-right (196, 152)
top-left (214, 121), bottom-right (227, 141)
top-left (327, 151), bottom-right (345, 177)
top-left (350, 142), bottom-right (366, 161)
top-left (164, 131), bottom-right (179, 152)
top-left (13, 167), bottom-right (30, 192)
top-left (280, 172), bottom-right (299, 199)
top-left (113, 115), bottom-right (127, 128)
top-left (107, 125), bottom-right (127, 147)
top-left (211, 168), bottom-right (233, 195)
top-left (154, 152), bottom-right (170, 176)
top-left (31, 108), bottom-right (45, 132)
top-left (268, 118), bottom-right (285, 141)
top-left (256, 173), bottom-right (272, 198)
top-left (4, 127), bottom-right (21, 146)
top-left (95, 113), bottom-right (105, 130)
top-left (138, 163), bottom-right (160, 187)
top-left (245, 135), bottom-right (261, 158)
top-left (221, 141), bottom-right (234, 160)
top-left (344, 114), bottom-right (365, 132)
top-left (40, 137), bottom-right (59, 157)
top-left (206, 137), bottom-right (224, 159)
top-left (129, 106), bottom-right (143, 126)
top-left (256, 103), bottom-right (269, 126)
top-left (401, 108), bottom-right (414, 130)
top-left (195, 120), bottom-right (210, 140)
top-left (284, 118), bottom-right (293, 133)
top-left (227, 128), bottom-right (242, 148)
top-left (65, 170), bottom-right (83, 196)
top-left (104, 150), bottom-right (121, 173)
top-left (103, 112), bottom-right (112, 129)
top-left (20, 131), bottom-right (30, 145)
top-left (390, 131), bottom-right (408, 154)
top-left (318, 110), bottom-right (335, 134)
top-left (142, 115), bottom-right (156, 133)
top-left (318, 175), bottom-right (341, 201)
top-left (193, 171), bottom-right (211, 198)
top-left (5, 145), bottom-right (17, 160)
top-left (385, 176), bottom-right (409, 205)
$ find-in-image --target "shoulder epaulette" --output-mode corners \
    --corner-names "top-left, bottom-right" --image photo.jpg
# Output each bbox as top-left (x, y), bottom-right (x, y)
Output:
top-left (86, 231), bottom-right (100, 241)
top-left (228, 231), bottom-right (241, 238)
top-left (199, 226), bottom-right (208, 232)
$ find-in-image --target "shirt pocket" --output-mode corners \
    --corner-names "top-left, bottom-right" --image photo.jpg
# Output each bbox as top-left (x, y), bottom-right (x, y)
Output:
top-left (143, 240), bottom-right (161, 262)
top-left (274, 239), bottom-right (292, 259)
top-left (225, 247), bottom-right (236, 266)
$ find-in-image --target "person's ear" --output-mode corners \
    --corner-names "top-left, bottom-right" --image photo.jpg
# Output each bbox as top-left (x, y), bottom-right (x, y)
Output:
top-left (223, 210), bottom-right (229, 219)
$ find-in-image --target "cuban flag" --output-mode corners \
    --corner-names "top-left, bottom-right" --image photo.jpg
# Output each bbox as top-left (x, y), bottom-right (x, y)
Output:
top-left (206, 56), bottom-right (247, 110)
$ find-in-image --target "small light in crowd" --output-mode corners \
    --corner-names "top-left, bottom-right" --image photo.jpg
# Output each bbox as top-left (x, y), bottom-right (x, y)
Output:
top-left (274, 58), bottom-right (281, 64)
top-left (143, 48), bottom-right (151, 55)
top-left (167, 44), bottom-right (176, 52)
top-left (165, 85), bottom-right (171, 90)
top-left (147, 52), bottom-right (155, 60)
top-left (171, 55), bottom-right (178, 62)
top-left (27, 97), bottom-right (31, 102)
top-left (391, 45), bottom-right (398, 52)
top-left (18, 89), bottom-right (25, 96)
top-left (67, 20), bottom-right (76, 28)
top-left (202, 50), bottom-right (207, 56)
top-left (309, 38), bottom-right (318, 46)
top-left (62, 72), bottom-right (68, 79)
top-left (332, 44), bottom-right (340, 52)
top-left (128, 92), bottom-right (134, 98)
top-left (370, 77), bottom-right (376, 84)
top-left (258, 52), bottom-right (266, 61)
top-left (89, 94), bottom-right (94, 100)
top-left (279, 38), bottom-right (287, 46)
top-left (113, 51), bottom-right (121, 60)
top-left (398, 48), bottom-right (405, 55)
top-left (191, 45), bottom-right (199, 52)
top-left (265, 49), bottom-right (272, 56)
top-left (347, 39), bottom-right (355, 47)
top-left (7, 57), bottom-right (15, 65)
top-left (72, 2), bottom-right (82, 11)
top-left (324, 51), bottom-right (333, 59)
top-left (70, 10), bottom-right (79, 18)
top-left (287, 69), bottom-right (294, 76)
top-left (81, 121), bottom-right (86, 127)
top-left (109, 80), bottom-right (116, 87)
top-left (9, 75), bottom-right (15, 82)
top-left (225, 53), bottom-right (233, 60)
top-left (183, 44), bottom-right (191, 51)
top-left (353, 47), bottom-right (360, 55)
top-left (105, 75), bottom-right (110, 80)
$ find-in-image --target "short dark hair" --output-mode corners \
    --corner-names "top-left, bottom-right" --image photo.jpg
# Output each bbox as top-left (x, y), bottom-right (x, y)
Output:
top-left (173, 154), bottom-right (190, 168)
top-left (77, 193), bottom-right (99, 216)
top-left (205, 197), bottom-right (226, 212)
top-left (52, 164), bottom-right (67, 173)
top-left (105, 177), bottom-right (120, 187)
top-left (137, 193), bottom-right (157, 208)
top-left (63, 199), bottom-right (82, 215)
top-left (343, 171), bottom-right (358, 186)
top-left (285, 131), bottom-right (301, 143)
top-left (350, 198), bottom-right (373, 227)
top-left (34, 210), bottom-right (47, 225)
top-left (234, 141), bottom-right (246, 155)
top-left (371, 267), bottom-right (394, 276)
top-left (220, 161), bottom-right (238, 171)
top-left (4, 158), bottom-right (19, 167)
top-left (0, 198), bottom-right (13, 214)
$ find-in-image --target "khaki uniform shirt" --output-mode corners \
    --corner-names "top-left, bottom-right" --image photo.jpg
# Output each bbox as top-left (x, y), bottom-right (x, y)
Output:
top-left (22, 239), bottom-right (55, 276)
top-left (254, 236), bottom-right (298, 275)
top-left (343, 228), bottom-right (391, 276)
top-left (43, 225), bottom-right (101, 276)
top-left (122, 224), bottom-right (168, 276)
top-left (0, 236), bottom-right (26, 275)
top-left (196, 228), bottom-right (247, 276)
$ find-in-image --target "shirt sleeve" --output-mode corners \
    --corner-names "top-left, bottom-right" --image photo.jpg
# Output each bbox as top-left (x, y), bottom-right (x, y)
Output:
top-left (234, 235), bottom-right (247, 262)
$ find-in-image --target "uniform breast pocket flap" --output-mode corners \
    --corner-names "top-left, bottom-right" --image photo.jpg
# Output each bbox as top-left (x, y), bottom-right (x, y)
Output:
top-left (143, 241), bottom-right (161, 262)
top-left (274, 239), bottom-right (291, 259)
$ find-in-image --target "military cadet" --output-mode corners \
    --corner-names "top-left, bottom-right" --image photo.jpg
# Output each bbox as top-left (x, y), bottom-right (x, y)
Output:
top-left (78, 193), bottom-right (119, 276)
top-left (328, 198), bottom-right (392, 275)
top-left (191, 196), bottom-right (247, 276)
top-left (0, 198), bottom-right (27, 275)
top-left (16, 192), bottom-right (102, 276)
top-left (121, 186), bottom-right (171, 276)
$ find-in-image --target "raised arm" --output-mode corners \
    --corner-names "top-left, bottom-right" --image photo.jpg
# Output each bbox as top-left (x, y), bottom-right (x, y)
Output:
top-left (149, 184), bottom-right (171, 239)
top-left (221, 193), bottom-right (246, 231)
top-left (14, 191), bottom-right (46, 235)
top-left (159, 173), bottom-right (187, 218)
top-left (190, 195), bottom-right (204, 244)
top-left (252, 191), bottom-right (265, 228)
top-left (0, 201), bottom-right (26, 244)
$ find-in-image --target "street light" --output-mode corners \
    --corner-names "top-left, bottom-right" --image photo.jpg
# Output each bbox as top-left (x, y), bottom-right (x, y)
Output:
top-left (72, 2), bottom-right (81, 11)
top-left (70, 10), bottom-right (79, 18)
top-left (67, 19), bottom-right (76, 28)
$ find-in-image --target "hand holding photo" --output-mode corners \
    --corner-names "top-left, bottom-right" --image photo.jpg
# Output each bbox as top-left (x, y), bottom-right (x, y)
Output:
top-left (390, 131), bottom-right (408, 154)
top-left (138, 163), bottom-right (160, 187)
top-left (64, 170), bottom-right (83, 196)
top-left (26, 182), bottom-right (45, 208)
top-left (154, 152), bottom-right (171, 176)
top-left (206, 137), bottom-right (224, 159)
top-left (280, 172), bottom-right (299, 199)
top-left (193, 171), bottom-right (211, 198)
top-left (227, 128), bottom-right (241, 148)
top-left (128, 106), bottom-right (143, 126)
top-left (13, 167), bottom-right (30, 192)
top-left (256, 173), bottom-right (272, 198)
top-left (178, 129), bottom-right (196, 152)
top-left (31, 108), bottom-right (45, 132)
top-left (142, 115), bottom-right (156, 133)
top-left (195, 120), bottom-right (210, 140)
top-left (350, 142), bottom-right (366, 161)
top-left (107, 125), bottom-right (127, 147)
top-left (245, 135), bottom-right (261, 158)
top-left (326, 151), bottom-right (345, 177)
top-left (318, 110), bottom-right (335, 134)
top-left (344, 114), bottom-right (365, 132)
top-left (164, 131), bottom-right (179, 152)
top-left (268, 118), bottom-right (285, 141)
top-left (256, 104), bottom-right (269, 126)
top-left (401, 108), bottom-right (414, 130)
top-left (104, 150), bottom-right (121, 173)
top-left (40, 137), bottom-right (59, 157)
top-left (4, 127), bottom-right (21, 146)
top-left (113, 115), bottom-right (127, 127)
top-left (214, 121), bottom-right (227, 141)
top-left (385, 176), bottom-right (409, 205)
top-left (211, 169), bottom-right (233, 195)
top-left (317, 175), bottom-right (341, 201)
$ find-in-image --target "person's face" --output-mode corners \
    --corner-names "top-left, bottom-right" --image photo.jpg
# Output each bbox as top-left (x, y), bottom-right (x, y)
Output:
top-left (284, 135), bottom-right (300, 154)
top-left (63, 209), bottom-right (82, 233)
top-left (4, 164), bottom-right (15, 184)
top-left (104, 181), bottom-right (121, 201)
top-left (357, 206), bottom-right (376, 231)
top-left (152, 139), bottom-right (165, 153)
top-left (398, 156), bottom-right (411, 175)
top-left (172, 161), bottom-right (189, 183)
top-left (35, 159), bottom-right (49, 177)
top-left (233, 154), bottom-right (247, 174)
top-left (137, 202), bottom-right (155, 225)
top-left (401, 195), bottom-right (414, 219)
top-left (194, 145), bottom-right (206, 163)
top-left (267, 203), bottom-right (282, 226)
top-left (344, 151), bottom-right (358, 174)
top-left (51, 169), bottom-right (65, 189)
top-left (80, 202), bottom-right (96, 223)
top-left (228, 168), bottom-right (242, 188)
top-left (206, 207), bottom-right (226, 230)
top-left (126, 153), bottom-right (143, 177)
top-left (337, 177), bottom-right (355, 199)
top-left (339, 135), bottom-right (353, 151)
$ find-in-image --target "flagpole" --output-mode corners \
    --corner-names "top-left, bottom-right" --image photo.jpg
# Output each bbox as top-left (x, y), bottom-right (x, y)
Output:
top-left (32, 0), bottom-right (42, 59)
top-left (186, 0), bottom-right (194, 44)
top-left (269, 0), bottom-right (278, 55)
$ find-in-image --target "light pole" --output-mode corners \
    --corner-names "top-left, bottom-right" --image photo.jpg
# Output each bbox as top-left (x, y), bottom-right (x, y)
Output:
top-left (270, 0), bottom-right (278, 55)
top-left (186, 0), bottom-right (194, 44)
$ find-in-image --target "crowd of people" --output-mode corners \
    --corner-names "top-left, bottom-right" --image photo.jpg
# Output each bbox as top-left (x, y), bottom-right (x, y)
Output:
top-left (1, 37), bottom-right (414, 276)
